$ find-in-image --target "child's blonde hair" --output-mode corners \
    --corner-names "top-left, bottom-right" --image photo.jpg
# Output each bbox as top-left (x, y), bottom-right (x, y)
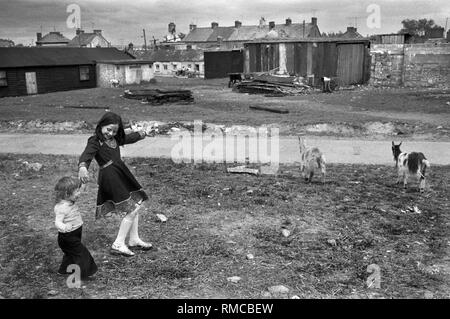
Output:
top-left (54, 176), bottom-right (81, 203)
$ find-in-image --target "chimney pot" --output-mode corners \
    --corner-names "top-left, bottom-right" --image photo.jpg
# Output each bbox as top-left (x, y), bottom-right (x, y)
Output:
top-left (269, 21), bottom-right (275, 30)
top-left (189, 24), bottom-right (197, 31)
top-left (285, 18), bottom-right (292, 26)
top-left (93, 29), bottom-right (102, 35)
top-left (235, 20), bottom-right (242, 28)
top-left (211, 22), bottom-right (218, 29)
top-left (168, 22), bottom-right (176, 34)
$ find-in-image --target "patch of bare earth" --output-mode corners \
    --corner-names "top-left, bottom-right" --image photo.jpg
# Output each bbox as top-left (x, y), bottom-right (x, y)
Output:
top-left (0, 154), bottom-right (449, 299)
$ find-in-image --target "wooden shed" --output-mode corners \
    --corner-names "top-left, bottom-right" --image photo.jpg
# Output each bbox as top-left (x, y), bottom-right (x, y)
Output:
top-left (243, 38), bottom-right (371, 86)
top-left (204, 50), bottom-right (244, 79)
top-left (0, 47), bottom-right (134, 97)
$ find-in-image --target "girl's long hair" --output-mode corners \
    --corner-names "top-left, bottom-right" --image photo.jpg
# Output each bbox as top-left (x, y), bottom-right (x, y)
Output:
top-left (54, 176), bottom-right (81, 204)
top-left (94, 112), bottom-right (126, 145)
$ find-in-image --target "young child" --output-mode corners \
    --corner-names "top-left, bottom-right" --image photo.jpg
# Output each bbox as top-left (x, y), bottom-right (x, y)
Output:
top-left (54, 176), bottom-right (97, 279)
top-left (78, 112), bottom-right (152, 257)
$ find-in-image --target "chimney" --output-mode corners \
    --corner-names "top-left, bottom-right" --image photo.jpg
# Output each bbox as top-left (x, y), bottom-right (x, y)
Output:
top-left (37, 32), bottom-right (42, 41)
top-left (76, 28), bottom-right (84, 35)
top-left (311, 17), bottom-right (317, 25)
top-left (259, 17), bottom-right (266, 28)
top-left (211, 22), bottom-right (218, 29)
top-left (189, 23), bottom-right (197, 31)
top-left (347, 27), bottom-right (356, 33)
top-left (285, 18), bottom-right (292, 26)
top-left (168, 22), bottom-right (176, 34)
top-left (235, 20), bottom-right (242, 28)
top-left (269, 21), bottom-right (275, 30)
top-left (93, 29), bottom-right (102, 35)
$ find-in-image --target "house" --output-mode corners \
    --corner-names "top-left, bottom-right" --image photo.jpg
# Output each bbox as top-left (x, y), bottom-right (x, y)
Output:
top-left (68, 29), bottom-right (110, 48)
top-left (0, 47), bottom-right (134, 97)
top-left (96, 60), bottom-right (154, 87)
top-left (36, 31), bottom-right (70, 46)
top-left (139, 48), bottom-right (205, 77)
top-left (243, 38), bottom-right (371, 86)
top-left (341, 27), bottom-right (364, 39)
top-left (183, 17), bottom-right (322, 50)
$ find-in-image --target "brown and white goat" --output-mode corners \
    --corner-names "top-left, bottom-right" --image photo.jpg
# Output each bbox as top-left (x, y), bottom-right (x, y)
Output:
top-left (298, 137), bottom-right (326, 183)
top-left (391, 141), bottom-right (430, 192)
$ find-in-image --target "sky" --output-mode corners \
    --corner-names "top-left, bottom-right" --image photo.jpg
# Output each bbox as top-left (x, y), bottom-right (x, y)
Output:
top-left (1, 0), bottom-right (449, 46)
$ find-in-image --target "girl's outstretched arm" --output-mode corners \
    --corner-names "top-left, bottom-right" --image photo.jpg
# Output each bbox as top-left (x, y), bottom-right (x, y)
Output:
top-left (122, 131), bottom-right (146, 145)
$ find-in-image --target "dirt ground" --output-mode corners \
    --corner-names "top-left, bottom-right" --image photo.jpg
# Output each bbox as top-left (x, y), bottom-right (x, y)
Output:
top-left (0, 77), bottom-right (449, 140)
top-left (0, 153), bottom-right (449, 299)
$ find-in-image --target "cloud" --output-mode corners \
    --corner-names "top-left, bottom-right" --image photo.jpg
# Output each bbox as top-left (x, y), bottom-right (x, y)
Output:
top-left (1, 0), bottom-right (448, 45)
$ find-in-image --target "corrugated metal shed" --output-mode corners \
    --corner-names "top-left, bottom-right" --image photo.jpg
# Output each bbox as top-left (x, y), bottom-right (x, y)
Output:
top-left (0, 47), bottom-right (135, 68)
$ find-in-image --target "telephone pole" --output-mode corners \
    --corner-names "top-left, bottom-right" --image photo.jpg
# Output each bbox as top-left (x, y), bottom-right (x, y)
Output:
top-left (142, 29), bottom-right (147, 51)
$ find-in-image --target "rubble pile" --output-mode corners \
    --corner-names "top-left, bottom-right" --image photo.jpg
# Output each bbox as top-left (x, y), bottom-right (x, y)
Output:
top-left (123, 89), bottom-right (194, 104)
top-left (233, 73), bottom-right (312, 96)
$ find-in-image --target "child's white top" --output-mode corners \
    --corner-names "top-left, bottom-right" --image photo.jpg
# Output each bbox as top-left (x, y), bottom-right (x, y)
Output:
top-left (54, 200), bottom-right (83, 233)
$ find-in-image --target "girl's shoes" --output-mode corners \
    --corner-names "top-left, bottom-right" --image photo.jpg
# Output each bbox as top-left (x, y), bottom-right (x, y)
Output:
top-left (110, 243), bottom-right (135, 257)
top-left (128, 239), bottom-right (153, 251)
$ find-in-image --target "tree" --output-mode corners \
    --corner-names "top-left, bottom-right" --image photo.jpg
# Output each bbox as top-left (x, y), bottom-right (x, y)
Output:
top-left (399, 18), bottom-right (443, 41)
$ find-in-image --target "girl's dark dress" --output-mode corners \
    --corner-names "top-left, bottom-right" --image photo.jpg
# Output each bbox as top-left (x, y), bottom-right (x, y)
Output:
top-left (79, 132), bottom-right (148, 219)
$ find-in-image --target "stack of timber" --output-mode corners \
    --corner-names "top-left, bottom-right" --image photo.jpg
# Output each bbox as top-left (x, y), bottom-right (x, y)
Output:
top-left (123, 89), bottom-right (194, 104)
top-left (234, 73), bottom-right (311, 96)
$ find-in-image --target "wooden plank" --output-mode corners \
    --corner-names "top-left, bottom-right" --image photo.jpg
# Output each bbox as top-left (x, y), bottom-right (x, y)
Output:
top-left (285, 43), bottom-right (295, 75)
top-left (249, 105), bottom-right (289, 114)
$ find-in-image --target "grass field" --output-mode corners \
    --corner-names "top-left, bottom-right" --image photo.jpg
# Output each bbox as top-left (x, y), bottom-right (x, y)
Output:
top-left (0, 77), bottom-right (449, 139)
top-left (1, 153), bottom-right (448, 299)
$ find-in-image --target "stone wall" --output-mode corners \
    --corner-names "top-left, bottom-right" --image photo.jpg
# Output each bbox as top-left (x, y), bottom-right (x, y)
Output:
top-left (403, 44), bottom-right (450, 87)
top-left (370, 43), bottom-right (450, 88)
top-left (370, 44), bottom-right (404, 87)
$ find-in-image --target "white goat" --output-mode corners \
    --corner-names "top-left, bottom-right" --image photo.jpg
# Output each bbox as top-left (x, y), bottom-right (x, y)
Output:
top-left (391, 141), bottom-right (430, 192)
top-left (298, 136), bottom-right (326, 183)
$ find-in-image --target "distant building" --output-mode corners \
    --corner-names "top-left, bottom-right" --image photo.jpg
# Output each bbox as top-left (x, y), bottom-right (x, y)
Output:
top-left (183, 17), bottom-right (322, 50)
top-left (68, 29), bottom-right (110, 48)
top-left (36, 31), bottom-right (70, 46)
top-left (341, 27), bottom-right (364, 39)
top-left (96, 59), bottom-right (154, 87)
top-left (138, 49), bottom-right (204, 77)
top-left (0, 47), bottom-right (133, 97)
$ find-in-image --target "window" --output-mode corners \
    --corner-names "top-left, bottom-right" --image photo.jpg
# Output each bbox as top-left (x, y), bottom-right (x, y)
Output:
top-left (79, 66), bottom-right (90, 81)
top-left (195, 64), bottom-right (200, 72)
top-left (155, 64), bottom-right (160, 72)
top-left (0, 71), bottom-right (7, 86)
top-left (172, 64), bottom-right (177, 70)
top-left (163, 64), bottom-right (168, 70)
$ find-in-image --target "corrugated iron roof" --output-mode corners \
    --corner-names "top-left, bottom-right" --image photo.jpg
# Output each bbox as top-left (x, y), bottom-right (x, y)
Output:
top-left (137, 49), bottom-right (204, 62)
top-left (0, 47), bottom-right (134, 68)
